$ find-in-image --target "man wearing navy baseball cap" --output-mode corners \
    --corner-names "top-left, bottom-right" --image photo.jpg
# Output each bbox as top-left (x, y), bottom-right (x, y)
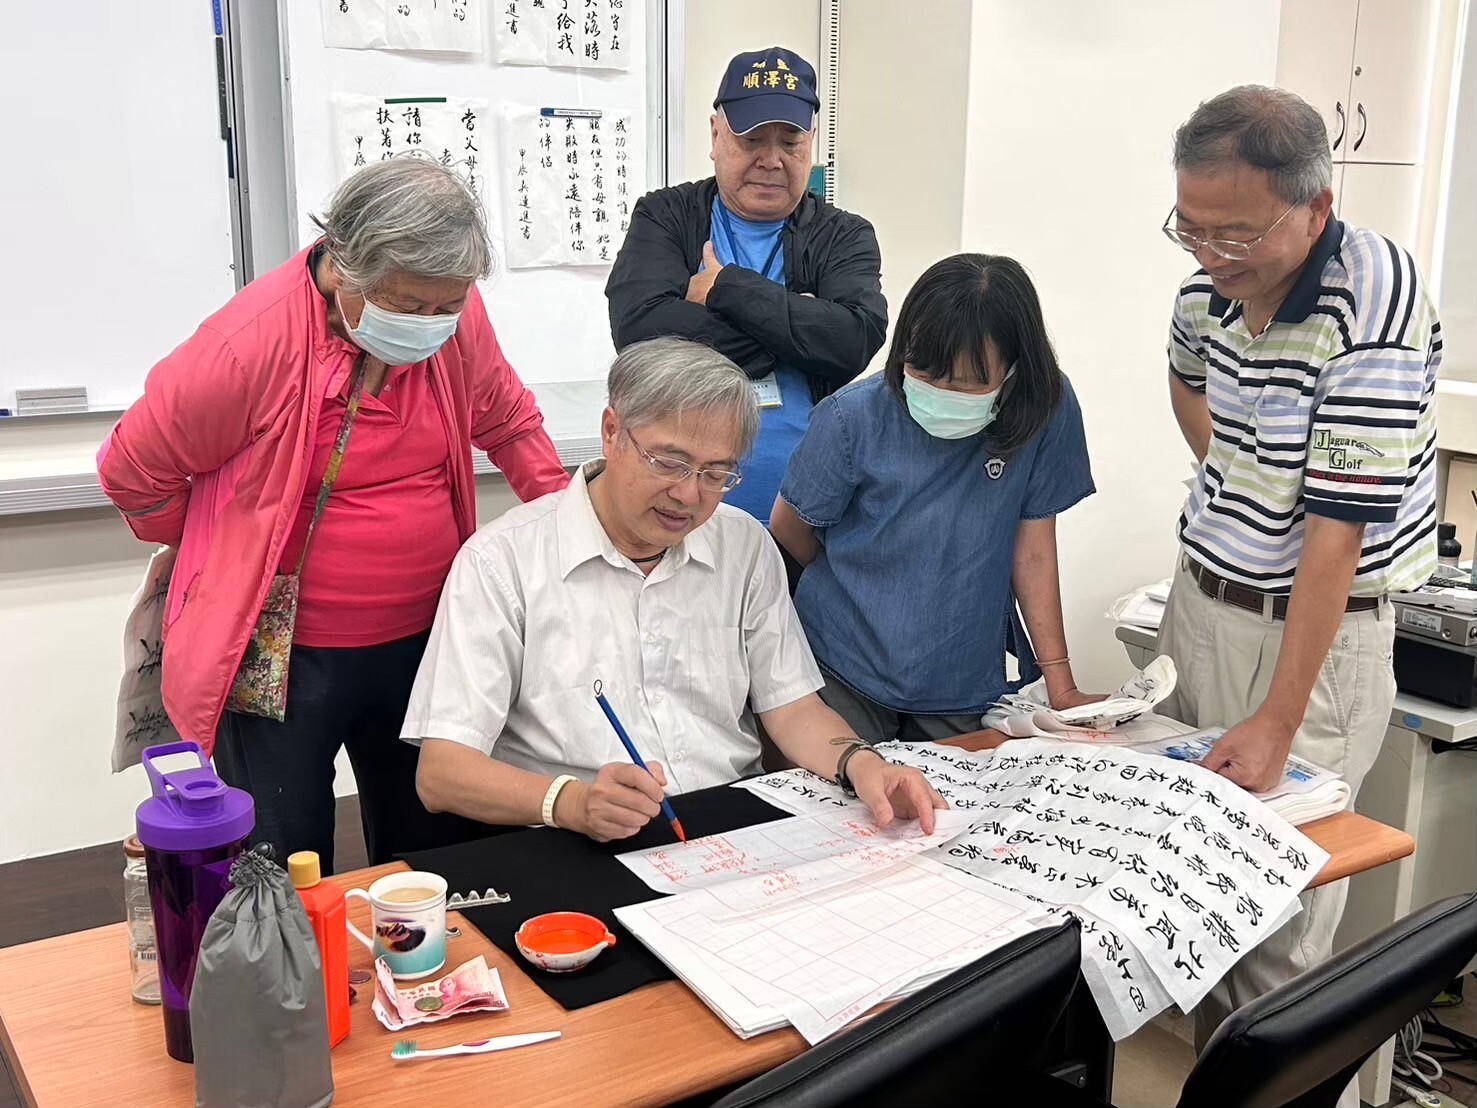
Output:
top-left (606, 47), bottom-right (885, 554)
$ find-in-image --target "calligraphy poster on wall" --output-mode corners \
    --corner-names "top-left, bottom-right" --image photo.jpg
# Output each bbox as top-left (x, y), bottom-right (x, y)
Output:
top-left (322, 0), bottom-right (481, 54)
top-left (494, 0), bottom-right (630, 69)
top-left (330, 94), bottom-right (490, 197)
top-left (499, 106), bottom-right (637, 269)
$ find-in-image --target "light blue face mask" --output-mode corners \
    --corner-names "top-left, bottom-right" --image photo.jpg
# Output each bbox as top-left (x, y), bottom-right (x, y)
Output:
top-left (339, 291), bottom-right (461, 366)
top-left (902, 371), bottom-right (1009, 439)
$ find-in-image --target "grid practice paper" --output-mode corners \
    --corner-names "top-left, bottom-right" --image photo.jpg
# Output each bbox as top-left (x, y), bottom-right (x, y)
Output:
top-left (615, 854), bottom-right (1049, 1043)
top-left (726, 738), bottom-right (1329, 1040)
top-left (618, 806), bottom-right (973, 898)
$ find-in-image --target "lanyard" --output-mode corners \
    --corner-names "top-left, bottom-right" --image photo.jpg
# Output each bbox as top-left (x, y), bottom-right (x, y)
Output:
top-left (715, 204), bottom-right (784, 280)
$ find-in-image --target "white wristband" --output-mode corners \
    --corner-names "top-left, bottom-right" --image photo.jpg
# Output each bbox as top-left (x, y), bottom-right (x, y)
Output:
top-left (542, 774), bottom-right (577, 828)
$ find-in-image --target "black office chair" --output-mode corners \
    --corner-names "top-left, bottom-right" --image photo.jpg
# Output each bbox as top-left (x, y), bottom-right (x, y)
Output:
top-left (1179, 891), bottom-right (1477, 1108)
top-left (1013, 891), bottom-right (1477, 1108)
top-left (710, 918), bottom-right (1082, 1108)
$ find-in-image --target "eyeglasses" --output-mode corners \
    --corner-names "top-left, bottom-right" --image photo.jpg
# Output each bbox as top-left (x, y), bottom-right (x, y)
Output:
top-left (1161, 204), bottom-right (1297, 261)
top-left (625, 429), bottom-right (743, 493)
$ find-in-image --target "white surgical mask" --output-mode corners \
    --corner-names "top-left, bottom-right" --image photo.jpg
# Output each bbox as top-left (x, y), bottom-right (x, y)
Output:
top-left (902, 372), bottom-right (1009, 439)
top-left (339, 291), bottom-right (461, 366)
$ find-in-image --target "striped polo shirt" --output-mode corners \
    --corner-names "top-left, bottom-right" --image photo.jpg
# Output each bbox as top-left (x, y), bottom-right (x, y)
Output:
top-left (1168, 217), bottom-right (1442, 596)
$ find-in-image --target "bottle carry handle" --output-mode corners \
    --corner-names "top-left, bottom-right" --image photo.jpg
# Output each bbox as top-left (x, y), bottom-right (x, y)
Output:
top-left (141, 740), bottom-right (227, 818)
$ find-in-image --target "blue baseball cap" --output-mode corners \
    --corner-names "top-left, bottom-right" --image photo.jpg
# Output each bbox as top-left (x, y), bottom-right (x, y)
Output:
top-left (713, 47), bottom-right (819, 135)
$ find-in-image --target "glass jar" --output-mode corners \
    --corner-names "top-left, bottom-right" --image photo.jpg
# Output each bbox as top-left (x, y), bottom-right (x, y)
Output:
top-left (124, 834), bottom-right (161, 1005)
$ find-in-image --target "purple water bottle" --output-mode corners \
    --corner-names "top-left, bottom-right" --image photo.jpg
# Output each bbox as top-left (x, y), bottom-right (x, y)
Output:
top-left (135, 741), bottom-right (254, 1063)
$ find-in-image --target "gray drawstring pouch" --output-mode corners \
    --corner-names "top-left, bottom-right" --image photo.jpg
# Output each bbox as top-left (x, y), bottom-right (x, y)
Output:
top-left (191, 847), bottom-right (334, 1108)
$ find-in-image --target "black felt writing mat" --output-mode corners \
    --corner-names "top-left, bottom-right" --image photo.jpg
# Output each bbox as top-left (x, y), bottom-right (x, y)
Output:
top-left (400, 782), bottom-right (788, 1009)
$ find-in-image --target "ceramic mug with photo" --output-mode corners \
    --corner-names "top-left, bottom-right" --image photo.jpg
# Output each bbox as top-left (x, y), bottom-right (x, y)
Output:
top-left (345, 870), bottom-right (447, 979)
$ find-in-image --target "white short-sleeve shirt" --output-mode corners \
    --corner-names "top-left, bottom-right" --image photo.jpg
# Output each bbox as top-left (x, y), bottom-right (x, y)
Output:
top-left (400, 460), bottom-right (825, 793)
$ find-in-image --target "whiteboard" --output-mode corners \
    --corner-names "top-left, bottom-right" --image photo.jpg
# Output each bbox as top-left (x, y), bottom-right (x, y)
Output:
top-left (279, 0), bottom-right (663, 389)
top-left (0, 1), bottom-right (237, 411)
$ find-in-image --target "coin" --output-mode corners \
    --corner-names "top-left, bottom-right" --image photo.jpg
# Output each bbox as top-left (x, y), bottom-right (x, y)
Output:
top-left (349, 969), bottom-right (372, 985)
top-left (414, 995), bottom-right (444, 1012)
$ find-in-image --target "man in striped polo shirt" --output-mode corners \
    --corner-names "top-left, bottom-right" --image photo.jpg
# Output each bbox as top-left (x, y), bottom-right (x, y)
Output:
top-left (1156, 85), bottom-right (1441, 1081)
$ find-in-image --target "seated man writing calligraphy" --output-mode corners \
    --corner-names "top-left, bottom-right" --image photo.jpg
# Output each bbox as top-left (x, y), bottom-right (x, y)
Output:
top-left (402, 337), bottom-right (945, 841)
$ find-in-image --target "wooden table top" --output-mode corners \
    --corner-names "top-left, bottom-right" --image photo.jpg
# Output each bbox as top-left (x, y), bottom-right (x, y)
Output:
top-left (0, 734), bottom-right (1415, 1108)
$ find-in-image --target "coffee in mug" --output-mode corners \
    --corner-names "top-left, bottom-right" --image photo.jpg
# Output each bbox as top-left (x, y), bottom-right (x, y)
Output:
top-left (345, 871), bottom-right (448, 979)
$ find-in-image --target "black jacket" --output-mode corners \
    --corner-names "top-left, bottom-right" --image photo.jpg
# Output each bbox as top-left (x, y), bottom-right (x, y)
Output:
top-left (604, 178), bottom-right (887, 403)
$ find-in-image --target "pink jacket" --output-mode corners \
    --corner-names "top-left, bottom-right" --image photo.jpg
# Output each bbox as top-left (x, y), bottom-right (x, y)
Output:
top-left (98, 246), bottom-right (570, 754)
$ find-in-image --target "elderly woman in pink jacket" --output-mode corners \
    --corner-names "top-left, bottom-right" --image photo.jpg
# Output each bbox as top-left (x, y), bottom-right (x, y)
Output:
top-left (99, 157), bottom-right (570, 872)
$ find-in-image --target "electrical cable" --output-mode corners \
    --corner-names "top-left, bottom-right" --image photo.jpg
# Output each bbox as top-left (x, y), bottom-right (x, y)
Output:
top-left (1394, 1011), bottom-right (1445, 1090)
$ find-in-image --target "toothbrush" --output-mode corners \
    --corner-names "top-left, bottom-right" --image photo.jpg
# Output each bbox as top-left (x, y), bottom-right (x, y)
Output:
top-left (390, 1031), bottom-right (561, 1060)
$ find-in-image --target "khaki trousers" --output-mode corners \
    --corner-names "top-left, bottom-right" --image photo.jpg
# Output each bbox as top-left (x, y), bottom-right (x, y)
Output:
top-left (1156, 558), bottom-right (1395, 1106)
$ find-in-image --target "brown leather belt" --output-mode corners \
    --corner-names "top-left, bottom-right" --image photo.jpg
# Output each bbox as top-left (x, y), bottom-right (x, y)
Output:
top-left (1187, 561), bottom-right (1381, 621)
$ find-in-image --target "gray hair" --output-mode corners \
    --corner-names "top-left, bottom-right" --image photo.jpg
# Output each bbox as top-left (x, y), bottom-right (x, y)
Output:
top-left (607, 338), bottom-right (760, 457)
top-left (310, 155), bottom-right (493, 293)
top-left (1173, 85), bottom-right (1333, 205)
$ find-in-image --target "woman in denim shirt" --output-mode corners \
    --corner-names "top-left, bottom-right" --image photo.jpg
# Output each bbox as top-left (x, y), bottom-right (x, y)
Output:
top-left (771, 254), bottom-right (1099, 742)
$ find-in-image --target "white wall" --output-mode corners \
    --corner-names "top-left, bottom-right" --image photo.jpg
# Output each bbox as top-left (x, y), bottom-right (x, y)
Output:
top-left (960, 0), bottom-right (1282, 694)
top-left (1436, 0), bottom-right (1476, 381)
top-left (0, 411), bottom-right (521, 864)
top-left (834, 0), bottom-right (973, 370)
top-left (2, 499), bottom-right (154, 862)
top-left (677, 0), bottom-right (1278, 703)
top-left (680, 0), bottom-right (821, 183)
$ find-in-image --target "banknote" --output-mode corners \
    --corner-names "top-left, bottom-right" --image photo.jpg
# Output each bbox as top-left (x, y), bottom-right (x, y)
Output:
top-left (371, 955), bottom-right (510, 1031)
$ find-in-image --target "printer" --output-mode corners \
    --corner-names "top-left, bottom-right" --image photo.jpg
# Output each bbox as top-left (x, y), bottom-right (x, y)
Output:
top-left (1391, 573), bottom-right (1477, 709)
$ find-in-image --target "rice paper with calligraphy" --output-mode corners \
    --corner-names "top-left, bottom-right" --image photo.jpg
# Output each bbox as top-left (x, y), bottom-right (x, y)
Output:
top-left (499, 105), bottom-right (636, 268)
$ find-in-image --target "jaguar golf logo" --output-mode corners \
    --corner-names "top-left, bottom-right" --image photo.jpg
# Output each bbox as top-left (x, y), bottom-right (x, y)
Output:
top-left (1314, 429), bottom-right (1384, 456)
top-left (1313, 428), bottom-right (1383, 472)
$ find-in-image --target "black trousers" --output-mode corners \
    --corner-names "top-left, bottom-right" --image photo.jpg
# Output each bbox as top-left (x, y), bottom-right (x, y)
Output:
top-left (213, 630), bottom-right (489, 874)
